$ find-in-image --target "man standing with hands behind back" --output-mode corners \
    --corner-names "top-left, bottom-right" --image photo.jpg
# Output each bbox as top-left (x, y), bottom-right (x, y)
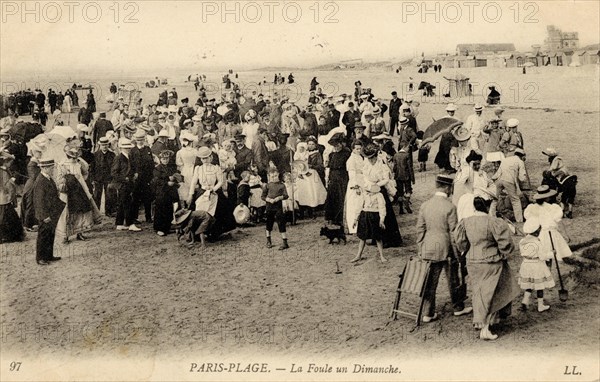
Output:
top-left (416, 174), bottom-right (472, 322)
top-left (33, 159), bottom-right (65, 265)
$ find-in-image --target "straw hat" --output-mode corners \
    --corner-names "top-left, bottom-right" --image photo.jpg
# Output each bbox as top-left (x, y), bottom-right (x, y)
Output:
top-left (233, 204), bottom-right (251, 224)
top-left (132, 130), bottom-right (147, 141)
top-left (38, 158), bottom-right (56, 168)
top-left (542, 147), bottom-right (559, 157)
top-left (452, 124), bottom-right (470, 142)
top-left (473, 103), bottom-right (483, 111)
top-left (533, 185), bottom-right (557, 200)
top-left (158, 129), bottom-right (170, 138)
top-left (118, 137), bottom-right (134, 149)
top-left (172, 209), bottom-right (192, 225)
top-left (197, 146), bottom-right (212, 159)
top-left (436, 174), bottom-right (454, 185)
top-left (445, 103), bottom-right (457, 112)
top-left (506, 118), bottom-right (519, 128)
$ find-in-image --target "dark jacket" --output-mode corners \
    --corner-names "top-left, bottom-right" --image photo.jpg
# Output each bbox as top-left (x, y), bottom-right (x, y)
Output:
top-left (92, 119), bottom-right (114, 144)
top-left (153, 164), bottom-right (179, 202)
top-left (78, 107), bottom-right (93, 125)
top-left (389, 98), bottom-right (402, 117)
top-left (234, 145), bottom-right (253, 177)
top-left (326, 109), bottom-right (341, 129)
top-left (130, 146), bottom-right (155, 183)
top-left (92, 149), bottom-right (115, 183)
top-left (33, 174), bottom-right (65, 223)
top-left (342, 109), bottom-right (360, 130)
top-left (393, 150), bottom-right (415, 183)
top-left (251, 136), bottom-right (269, 172)
top-left (111, 153), bottom-right (134, 186)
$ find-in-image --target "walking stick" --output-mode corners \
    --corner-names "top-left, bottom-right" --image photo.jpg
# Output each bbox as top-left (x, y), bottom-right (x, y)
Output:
top-left (549, 231), bottom-right (569, 301)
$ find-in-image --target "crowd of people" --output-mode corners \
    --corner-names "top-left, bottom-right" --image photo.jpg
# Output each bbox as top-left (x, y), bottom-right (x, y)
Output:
top-left (0, 74), bottom-right (578, 341)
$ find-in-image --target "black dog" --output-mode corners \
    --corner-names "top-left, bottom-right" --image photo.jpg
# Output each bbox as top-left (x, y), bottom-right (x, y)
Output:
top-left (320, 226), bottom-right (347, 245)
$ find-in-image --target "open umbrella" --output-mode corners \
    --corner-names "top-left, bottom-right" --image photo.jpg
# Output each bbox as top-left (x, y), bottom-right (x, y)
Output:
top-left (420, 117), bottom-right (462, 146)
top-left (43, 131), bottom-right (72, 165)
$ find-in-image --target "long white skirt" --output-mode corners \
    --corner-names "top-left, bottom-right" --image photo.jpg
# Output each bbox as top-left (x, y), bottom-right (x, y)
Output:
top-left (296, 170), bottom-right (327, 208)
top-left (345, 186), bottom-right (363, 234)
top-left (178, 164), bottom-right (195, 201)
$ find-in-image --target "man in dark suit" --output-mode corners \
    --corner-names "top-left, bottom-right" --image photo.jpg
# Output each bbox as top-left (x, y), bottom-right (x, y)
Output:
top-left (392, 143), bottom-right (415, 214)
top-left (92, 137), bottom-right (116, 216)
top-left (111, 138), bottom-right (141, 232)
top-left (92, 112), bottom-right (114, 145)
top-left (325, 103), bottom-right (340, 130)
top-left (130, 131), bottom-right (155, 223)
top-left (416, 175), bottom-right (471, 322)
top-left (234, 134), bottom-right (253, 178)
top-left (35, 90), bottom-right (45, 111)
top-left (33, 159), bottom-right (65, 265)
top-left (342, 102), bottom-right (360, 146)
top-left (389, 91), bottom-right (402, 135)
top-left (48, 90), bottom-right (57, 113)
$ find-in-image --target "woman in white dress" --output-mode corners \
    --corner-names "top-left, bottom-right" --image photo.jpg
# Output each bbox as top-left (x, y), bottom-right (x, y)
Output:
top-left (345, 140), bottom-right (365, 234)
top-left (55, 145), bottom-right (101, 242)
top-left (241, 110), bottom-right (260, 149)
top-left (294, 140), bottom-right (327, 212)
top-left (524, 186), bottom-right (572, 260)
top-left (187, 146), bottom-right (237, 239)
top-left (362, 143), bottom-right (403, 247)
top-left (63, 93), bottom-right (72, 113)
top-left (176, 132), bottom-right (198, 202)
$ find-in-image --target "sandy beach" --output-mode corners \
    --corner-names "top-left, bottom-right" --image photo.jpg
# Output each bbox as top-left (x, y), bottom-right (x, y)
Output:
top-left (1, 66), bottom-right (599, 366)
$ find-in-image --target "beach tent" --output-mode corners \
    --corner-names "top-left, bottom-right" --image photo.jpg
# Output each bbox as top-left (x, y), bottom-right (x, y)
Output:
top-left (444, 74), bottom-right (471, 98)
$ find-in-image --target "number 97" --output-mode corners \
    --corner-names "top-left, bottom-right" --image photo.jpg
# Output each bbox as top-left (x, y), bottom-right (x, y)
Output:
top-left (10, 361), bottom-right (21, 371)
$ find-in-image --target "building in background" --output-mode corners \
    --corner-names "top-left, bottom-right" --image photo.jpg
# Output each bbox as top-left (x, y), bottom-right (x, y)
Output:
top-left (543, 25), bottom-right (579, 51)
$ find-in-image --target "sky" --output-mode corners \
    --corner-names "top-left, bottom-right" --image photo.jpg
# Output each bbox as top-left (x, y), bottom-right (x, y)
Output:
top-left (1, 0), bottom-right (599, 76)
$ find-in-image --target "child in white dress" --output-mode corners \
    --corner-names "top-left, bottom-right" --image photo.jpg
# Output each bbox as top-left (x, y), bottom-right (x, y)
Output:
top-left (519, 218), bottom-right (555, 312)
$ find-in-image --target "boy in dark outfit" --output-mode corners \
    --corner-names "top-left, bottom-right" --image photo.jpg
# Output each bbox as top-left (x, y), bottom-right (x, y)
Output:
top-left (261, 168), bottom-right (289, 250)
